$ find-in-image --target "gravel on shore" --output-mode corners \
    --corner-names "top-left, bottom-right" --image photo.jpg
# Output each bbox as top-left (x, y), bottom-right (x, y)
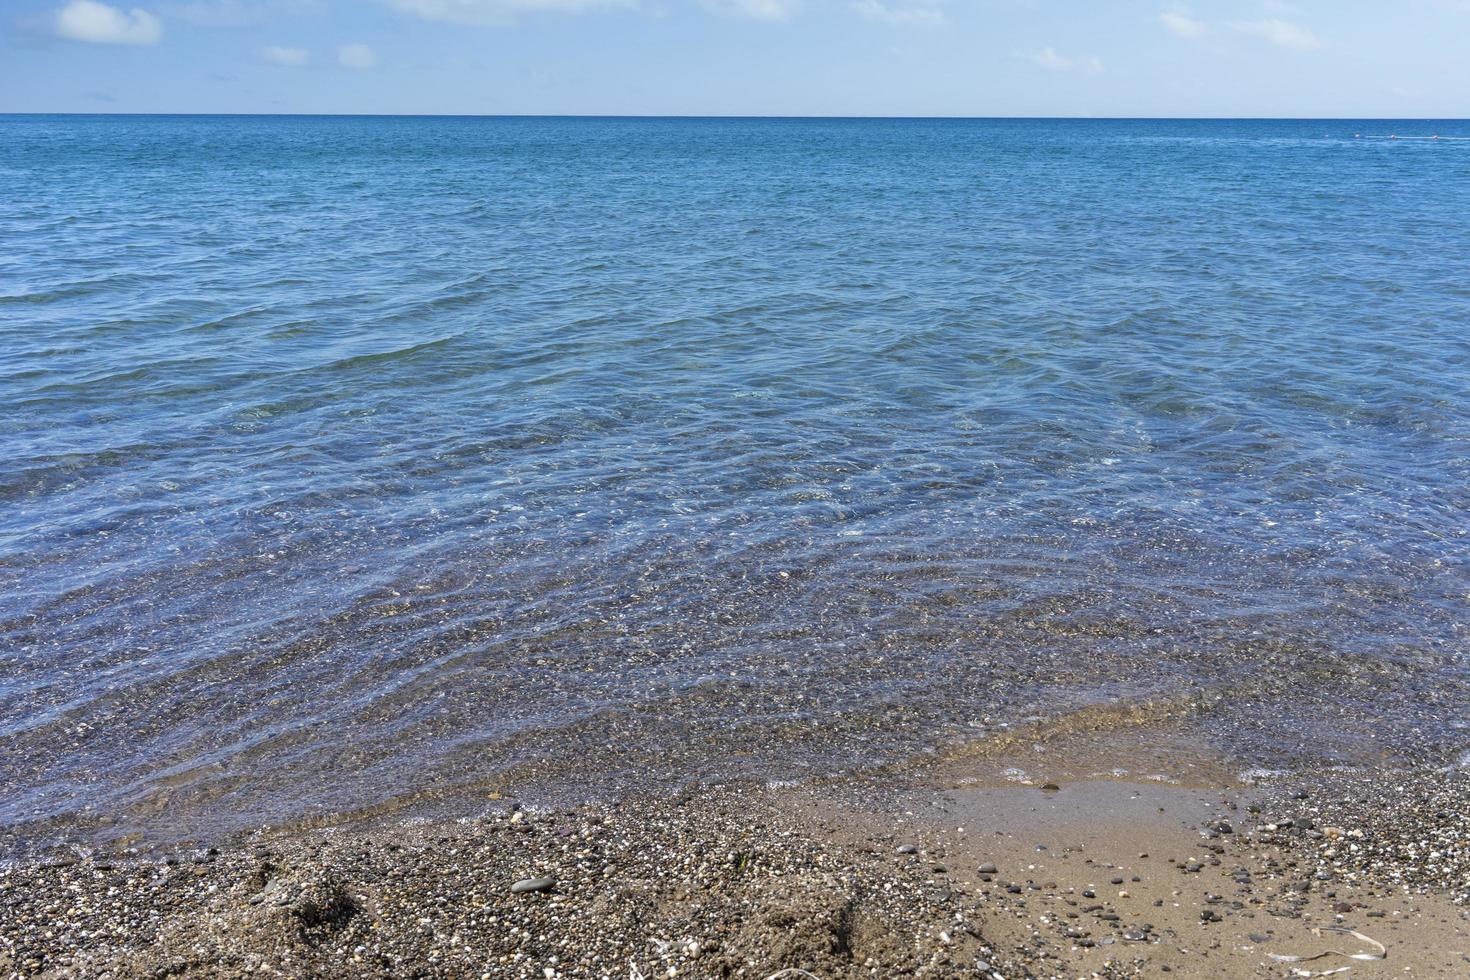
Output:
top-left (1249, 766), bottom-right (1470, 904)
top-left (3, 765), bottom-right (1468, 979)
top-left (0, 789), bottom-right (1029, 980)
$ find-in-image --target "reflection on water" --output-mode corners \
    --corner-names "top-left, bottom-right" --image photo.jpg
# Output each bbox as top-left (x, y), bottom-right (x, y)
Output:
top-left (1, 116), bottom-right (1468, 851)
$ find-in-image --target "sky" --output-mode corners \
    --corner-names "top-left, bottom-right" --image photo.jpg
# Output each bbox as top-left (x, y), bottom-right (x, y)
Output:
top-left (3, 0), bottom-right (1469, 116)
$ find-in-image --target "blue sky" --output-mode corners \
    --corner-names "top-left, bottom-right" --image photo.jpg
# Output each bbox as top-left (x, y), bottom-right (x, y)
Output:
top-left (4, 0), bottom-right (1469, 116)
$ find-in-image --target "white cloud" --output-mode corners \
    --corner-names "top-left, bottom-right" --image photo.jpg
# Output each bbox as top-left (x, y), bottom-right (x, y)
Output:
top-left (1234, 18), bottom-right (1321, 49)
top-left (261, 44), bottom-right (309, 64)
top-left (1021, 46), bottom-right (1103, 73)
top-left (856, 0), bottom-right (943, 27)
top-left (337, 43), bottom-right (378, 68)
top-left (385, 0), bottom-right (635, 26)
top-left (1159, 9), bottom-right (1205, 37)
top-left (699, 0), bottom-right (795, 19)
top-left (54, 0), bottom-right (163, 44)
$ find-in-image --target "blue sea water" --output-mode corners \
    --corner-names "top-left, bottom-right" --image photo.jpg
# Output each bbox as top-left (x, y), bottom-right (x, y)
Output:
top-left (2, 116), bottom-right (1469, 849)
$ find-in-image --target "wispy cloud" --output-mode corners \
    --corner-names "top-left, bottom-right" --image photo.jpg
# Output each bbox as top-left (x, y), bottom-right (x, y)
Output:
top-left (855, 0), bottom-right (943, 27)
top-left (1234, 18), bottom-right (1321, 49)
top-left (261, 44), bottom-right (309, 65)
top-left (1020, 46), bottom-right (1103, 73)
top-left (1159, 9), bottom-right (1205, 37)
top-left (385, 0), bottom-right (635, 26)
top-left (699, 0), bottom-right (796, 20)
top-left (337, 43), bottom-right (378, 68)
top-left (54, 0), bottom-right (163, 44)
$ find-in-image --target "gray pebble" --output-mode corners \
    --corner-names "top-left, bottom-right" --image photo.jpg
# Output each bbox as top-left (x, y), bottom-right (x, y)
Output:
top-left (510, 876), bottom-right (556, 894)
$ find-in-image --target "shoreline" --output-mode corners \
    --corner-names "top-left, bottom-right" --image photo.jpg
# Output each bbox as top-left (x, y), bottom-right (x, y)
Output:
top-left (4, 757), bottom-right (1467, 978)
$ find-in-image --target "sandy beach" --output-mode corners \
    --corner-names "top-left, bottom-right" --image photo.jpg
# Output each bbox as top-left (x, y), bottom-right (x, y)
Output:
top-left (5, 736), bottom-right (1467, 979)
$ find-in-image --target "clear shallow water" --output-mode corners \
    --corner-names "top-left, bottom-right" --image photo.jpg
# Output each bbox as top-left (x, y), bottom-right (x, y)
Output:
top-left (2, 116), bottom-right (1469, 850)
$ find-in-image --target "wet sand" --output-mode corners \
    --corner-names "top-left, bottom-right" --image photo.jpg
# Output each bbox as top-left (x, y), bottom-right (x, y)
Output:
top-left (4, 751), bottom-right (1468, 979)
top-left (825, 778), bottom-right (1470, 977)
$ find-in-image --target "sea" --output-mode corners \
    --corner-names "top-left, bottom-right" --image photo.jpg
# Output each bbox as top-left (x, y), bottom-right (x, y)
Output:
top-left (2, 115), bottom-right (1468, 852)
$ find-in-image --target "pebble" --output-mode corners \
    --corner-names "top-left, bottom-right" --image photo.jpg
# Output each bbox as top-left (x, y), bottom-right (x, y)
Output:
top-left (510, 877), bottom-right (556, 894)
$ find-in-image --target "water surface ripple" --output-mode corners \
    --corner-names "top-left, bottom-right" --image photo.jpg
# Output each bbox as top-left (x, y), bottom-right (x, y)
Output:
top-left (2, 116), bottom-right (1469, 849)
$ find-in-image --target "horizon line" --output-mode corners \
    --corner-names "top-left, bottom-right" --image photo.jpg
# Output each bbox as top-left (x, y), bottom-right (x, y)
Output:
top-left (2, 112), bottom-right (1469, 122)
